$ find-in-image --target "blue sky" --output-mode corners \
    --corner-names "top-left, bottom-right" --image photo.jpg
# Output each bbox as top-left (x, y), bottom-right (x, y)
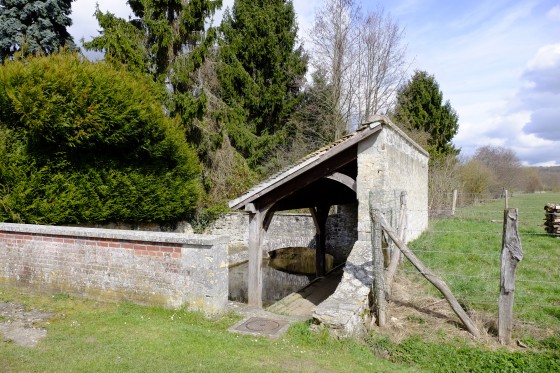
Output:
top-left (69, 0), bottom-right (560, 166)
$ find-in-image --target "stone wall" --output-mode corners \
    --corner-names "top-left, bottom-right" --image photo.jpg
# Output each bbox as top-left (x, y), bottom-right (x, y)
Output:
top-left (356, 123), bottom-right (429, 242)
top-left (0, 223), bottom-right (228, 313)
top-left (314, 122), bottom-right (429, 337)
top-left (206, 205), bottom-right (358, 264)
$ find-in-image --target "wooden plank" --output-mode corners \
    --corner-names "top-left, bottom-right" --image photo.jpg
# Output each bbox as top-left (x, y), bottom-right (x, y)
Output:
top-left (451, 189), bottom-right (457, 215)
top-left (310, 205), bottom-right (330, 277)
top-left (326, 172), bottom-right (357, 192)
top-left (499, 208), bottom-right (523, 345)
top-left (255, 146), bottom-right (359, 209)
top-left (373, 208), bottom-right (481, 338)
top-left (385, 191), bottom-right (407, 297)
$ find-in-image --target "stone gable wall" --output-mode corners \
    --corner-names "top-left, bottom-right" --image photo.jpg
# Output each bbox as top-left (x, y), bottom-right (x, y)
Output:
top-left (314, 124), bottom-right (429, 337)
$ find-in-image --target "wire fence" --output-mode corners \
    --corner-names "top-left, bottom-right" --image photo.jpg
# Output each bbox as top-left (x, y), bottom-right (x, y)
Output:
top-left (382, 191), bottom-right (560, 330)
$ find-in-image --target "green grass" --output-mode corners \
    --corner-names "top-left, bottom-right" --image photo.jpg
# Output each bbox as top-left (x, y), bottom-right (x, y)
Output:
top-left (2, 193), bottom-right (559, 372)
top-left (367, 334), bottom-right (560, 373)
top-left (0, 287), bottom-right (412, 373)
top-left (407, 192), bottom-right (560, 333)
top-left (5, 289), bottom-right (555, 373)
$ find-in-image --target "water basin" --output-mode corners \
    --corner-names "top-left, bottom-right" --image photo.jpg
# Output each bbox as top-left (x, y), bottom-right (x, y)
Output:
top-left (228, 247), bottom-right (334, 306)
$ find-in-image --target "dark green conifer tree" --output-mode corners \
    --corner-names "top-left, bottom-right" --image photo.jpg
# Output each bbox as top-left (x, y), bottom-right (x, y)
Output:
top-left (84, 0), bottom-right (222, 124)
top-left (218, 0), bottom-right (307, 167)
top-left (393, 70), bottom-right (459, 157)
top-left (0, 0), bottom-right (76, 61)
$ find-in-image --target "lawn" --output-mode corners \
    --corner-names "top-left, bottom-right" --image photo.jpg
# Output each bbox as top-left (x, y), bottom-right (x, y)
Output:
top-left (0, 287), bottom-right (412, 373)
top-left (1, 193), bottom-right (559, 372)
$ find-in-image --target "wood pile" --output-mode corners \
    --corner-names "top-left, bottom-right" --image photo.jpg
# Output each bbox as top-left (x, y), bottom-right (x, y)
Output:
top-left (544, 204), bottom-right (560, 236)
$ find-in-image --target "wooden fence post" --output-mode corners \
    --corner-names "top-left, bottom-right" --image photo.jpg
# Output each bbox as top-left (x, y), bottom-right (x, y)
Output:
top-left (385, 191), bottom-right (407, 296)
top-left (369, 192), bottom-right (386, 327)
top-left (398, 191), bottom-right (408, 243)
top-left (499, 208), bottom-right (523, 345)
top-left (504, 190), bottom-right (509, 209)
top-left (373, 209), bottom-right (481, 338)
top-left (451, 189), bottom-right (458, 215)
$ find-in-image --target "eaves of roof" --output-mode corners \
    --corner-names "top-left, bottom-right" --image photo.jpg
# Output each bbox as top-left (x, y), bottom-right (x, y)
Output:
top-left (228, 121), bottom-right (382, 210)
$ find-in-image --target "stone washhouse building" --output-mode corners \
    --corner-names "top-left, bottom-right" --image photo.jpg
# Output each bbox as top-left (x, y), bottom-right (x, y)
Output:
top-left (228, 115), bottom-right (429, 336)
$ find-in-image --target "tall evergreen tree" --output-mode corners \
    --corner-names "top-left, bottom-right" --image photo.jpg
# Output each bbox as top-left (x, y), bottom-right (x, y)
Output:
top-left (392, 70), bottom-right (459, 157)
top-left (84, 0), bottom-right (222, 125)
top-left (0, 0), bottom-right (76, 61)
top-left (218, 0), bottom-right (307, 167)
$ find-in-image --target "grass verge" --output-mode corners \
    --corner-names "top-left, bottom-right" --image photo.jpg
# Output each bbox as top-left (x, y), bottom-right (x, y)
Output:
top-left (0, 286), bottom-right (411, 373)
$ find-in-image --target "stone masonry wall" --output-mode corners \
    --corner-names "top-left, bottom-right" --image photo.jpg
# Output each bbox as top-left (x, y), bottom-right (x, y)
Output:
top-left (314, 123), bottom-right (429, 337)
top-left (356, 123), bottom-right (429, 241)
top-left (206, 206), bottom-right (358, 264)
top-left (0, 223), bottom-right (228, 313)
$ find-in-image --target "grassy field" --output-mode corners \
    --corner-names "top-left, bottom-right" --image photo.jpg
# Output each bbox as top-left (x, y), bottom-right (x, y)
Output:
top-left (1, 193), bottom-right (559, 372)
top-left (406, 192), bottom-right (560, 333)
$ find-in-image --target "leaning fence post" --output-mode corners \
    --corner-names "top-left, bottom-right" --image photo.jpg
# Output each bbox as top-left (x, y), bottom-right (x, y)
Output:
top-left (499, 208), bottom-right (523, 345)
top-left (369, 192), bottom-right (386, 327)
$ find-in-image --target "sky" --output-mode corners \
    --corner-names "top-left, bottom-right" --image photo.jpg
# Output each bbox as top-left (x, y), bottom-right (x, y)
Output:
top-left (69, 0), bottom-right (560, 166)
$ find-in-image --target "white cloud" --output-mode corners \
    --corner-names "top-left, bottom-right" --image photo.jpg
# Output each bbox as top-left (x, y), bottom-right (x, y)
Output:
top-left (546, 5), bottom-right (560, 21)
top-left (526, 44), bottom-right (560, 70)
top-left (69, 0), bottom-right (132, 44)
top-left (520, 44), bottom-right (560, 145)
top-left (524, 108), bottom-right (560, 140)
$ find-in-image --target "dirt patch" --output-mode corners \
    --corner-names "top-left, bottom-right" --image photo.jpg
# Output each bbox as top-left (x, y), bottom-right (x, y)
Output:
top-left (377, 273), bottom-right (495, 346)
top-left (0, 302), bottom-right (54, 347)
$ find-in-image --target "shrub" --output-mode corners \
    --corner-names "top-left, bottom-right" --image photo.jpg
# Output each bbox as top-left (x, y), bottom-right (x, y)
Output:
top-left (0, 53), bottom-right (200, 225)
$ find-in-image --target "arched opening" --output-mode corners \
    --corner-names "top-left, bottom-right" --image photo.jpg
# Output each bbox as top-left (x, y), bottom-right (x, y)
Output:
top-left (228, 246), bottom-right (336, 307)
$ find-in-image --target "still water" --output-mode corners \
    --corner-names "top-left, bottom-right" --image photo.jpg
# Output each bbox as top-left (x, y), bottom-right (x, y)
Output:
top-left (228, 247), bottom-right (333, 306)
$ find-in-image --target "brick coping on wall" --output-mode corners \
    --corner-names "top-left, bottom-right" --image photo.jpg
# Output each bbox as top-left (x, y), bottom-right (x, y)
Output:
top-left (0, 222), bottom-right (230, 311)
top-left (0, 222), bottom-right (229, 247)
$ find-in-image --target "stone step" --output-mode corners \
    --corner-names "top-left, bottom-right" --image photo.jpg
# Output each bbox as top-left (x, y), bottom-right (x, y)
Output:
top-left (266, 267), bottom-right (343, 318)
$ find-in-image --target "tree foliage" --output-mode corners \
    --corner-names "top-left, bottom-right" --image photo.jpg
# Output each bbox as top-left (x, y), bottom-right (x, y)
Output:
top-left (471, 145), bottom-right (522, 194)
top-left (309, 0), bottom-right (407, 138)
top-left (0, 53), bottom-right (200, 225)
top-left (286, 69), bottom-right (340, 157)
top-left (84, 0), bottom-right (221, 128)
top-left (0, 0), bottom-right (76, 61)
top-left (459, 159), bottom-right (496, 201)
top-left (392, 70), bottom-right (459, 157)
top-left (218, 0), bottom-right (307, 167)
top-left (81, 9), bottom-right (148, 74)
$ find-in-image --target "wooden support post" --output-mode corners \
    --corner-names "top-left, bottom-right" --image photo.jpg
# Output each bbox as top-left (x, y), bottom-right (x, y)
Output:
top-left (373, 209), bottom-right (481, 338)
top-left (398, 191), bottom-right (408, 243)
top-left (451, 189), bottom-right (458, 216)
top-left (504, 190), bottom-right (509, 209)
top-left (499, 208), bottom-right (523, 345)
top-left (248, 210), bottom-right (264, 307)
top-left (310, 206), bottom-right (330, 277)
top-left (385, 191), bottom-right (407, 296)
top-left (369, 193), bottom-right (386, 327)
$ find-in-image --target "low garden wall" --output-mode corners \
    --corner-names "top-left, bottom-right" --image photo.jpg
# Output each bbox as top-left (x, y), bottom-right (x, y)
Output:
top-left (0, 223), bottom-right (229, 313)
